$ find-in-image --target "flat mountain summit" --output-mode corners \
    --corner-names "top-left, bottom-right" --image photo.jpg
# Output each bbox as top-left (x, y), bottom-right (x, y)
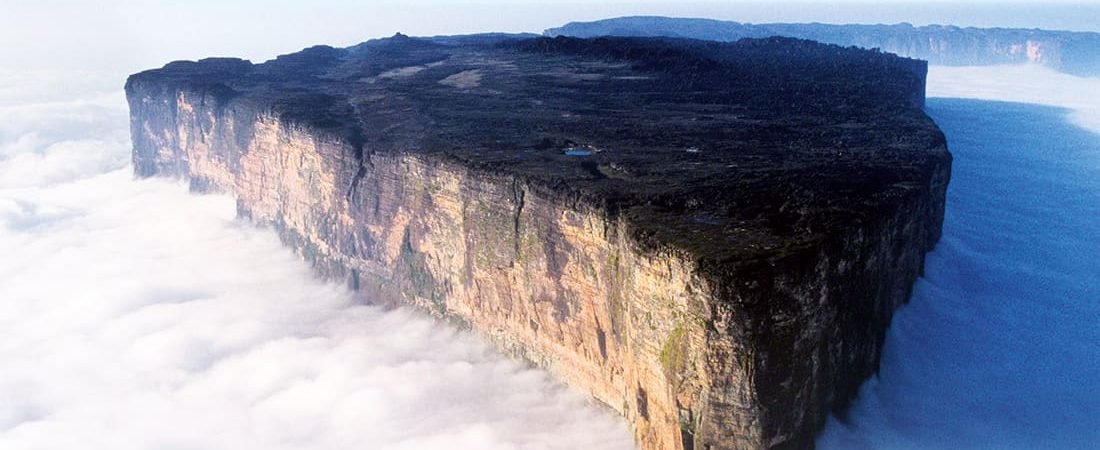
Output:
top-left (130, 34), bottom-right (945, 268)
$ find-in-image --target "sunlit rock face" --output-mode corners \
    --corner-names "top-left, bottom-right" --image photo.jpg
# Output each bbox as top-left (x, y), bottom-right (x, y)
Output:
top-left (126, 35), bottom-right (950, 450)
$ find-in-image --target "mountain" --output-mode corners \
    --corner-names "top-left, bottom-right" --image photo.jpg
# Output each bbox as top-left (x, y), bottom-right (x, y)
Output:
top-left (126, 34), bottom-right (949, 449)
top-left (547, 16), bottom-right (1100, 77)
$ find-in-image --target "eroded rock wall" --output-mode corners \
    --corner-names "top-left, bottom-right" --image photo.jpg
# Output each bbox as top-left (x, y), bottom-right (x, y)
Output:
top-left (127, 84), bottom-right (948, 450)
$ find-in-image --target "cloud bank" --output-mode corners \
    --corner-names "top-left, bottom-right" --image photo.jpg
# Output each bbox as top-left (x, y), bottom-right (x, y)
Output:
top-left (0, 73), bottom-right (634, 449)
top-left (927, 65), bottom-right (1100, 135)
top-left (819, 66), bottom-right (1100, 448)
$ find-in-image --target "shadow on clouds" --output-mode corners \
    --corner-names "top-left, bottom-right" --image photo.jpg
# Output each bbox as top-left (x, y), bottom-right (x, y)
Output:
top-left (820, 97), bottom-right (1100, 449)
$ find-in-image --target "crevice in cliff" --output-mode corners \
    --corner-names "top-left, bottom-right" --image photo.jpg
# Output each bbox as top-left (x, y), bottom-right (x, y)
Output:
top-left (512, 178), bottom-right (526, 260)
top-left (345, 148), bottom-right (371, 202)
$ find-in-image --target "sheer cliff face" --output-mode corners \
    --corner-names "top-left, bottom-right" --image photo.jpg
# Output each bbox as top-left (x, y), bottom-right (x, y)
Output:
top-left (127, 36), bottom-right (950, 450)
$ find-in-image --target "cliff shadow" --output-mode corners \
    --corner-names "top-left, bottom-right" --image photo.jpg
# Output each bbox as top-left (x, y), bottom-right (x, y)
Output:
top-left (819, 98), bottom-right (1100, 449)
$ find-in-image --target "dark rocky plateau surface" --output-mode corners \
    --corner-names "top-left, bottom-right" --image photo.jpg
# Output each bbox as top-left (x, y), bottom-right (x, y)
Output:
top-left (127, 34), bottom-right (951, 449)
top-left (548, 16), bottom-right (1100, 77)
top-left (131, 34), bottom-right (941, 265)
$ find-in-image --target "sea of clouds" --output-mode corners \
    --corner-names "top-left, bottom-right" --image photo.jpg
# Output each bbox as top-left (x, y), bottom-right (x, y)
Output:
top-left (0, 70), bottom-right (634, 449)
top-left (4, 27), bottom-right (1099, 450)
top-left (819, 66), bottom-right (1100, 448)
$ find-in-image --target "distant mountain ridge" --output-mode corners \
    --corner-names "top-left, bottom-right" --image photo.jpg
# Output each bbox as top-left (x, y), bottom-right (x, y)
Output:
top-left (546, 16), bottom-right (1100, 77)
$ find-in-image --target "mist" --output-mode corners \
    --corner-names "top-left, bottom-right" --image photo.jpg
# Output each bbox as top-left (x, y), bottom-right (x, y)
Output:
top-left (0, 71), bottom-right (634, 449)
top-left (819, 66), bottom-right (1100, 448)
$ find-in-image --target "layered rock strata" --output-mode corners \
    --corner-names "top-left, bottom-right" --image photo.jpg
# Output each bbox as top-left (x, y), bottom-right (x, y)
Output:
top-left (127, 35), bottom-right (951, 449)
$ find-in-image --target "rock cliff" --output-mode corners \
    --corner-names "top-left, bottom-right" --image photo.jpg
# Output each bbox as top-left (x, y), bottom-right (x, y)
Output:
top-left (126, 35), bottom-right (951, 449)
top-left (546, 17), bottom-right (1100, 77)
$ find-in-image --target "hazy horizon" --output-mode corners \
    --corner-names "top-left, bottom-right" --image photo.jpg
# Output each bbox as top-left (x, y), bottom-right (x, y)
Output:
top-left (3, 2), bottom-right (1100, 73)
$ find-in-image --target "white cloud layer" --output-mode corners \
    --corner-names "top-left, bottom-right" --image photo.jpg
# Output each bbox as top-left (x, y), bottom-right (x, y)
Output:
top-left (927, 65), bottom-right (1100, 135)
top-left (0, 73), bottom-right (634, 450)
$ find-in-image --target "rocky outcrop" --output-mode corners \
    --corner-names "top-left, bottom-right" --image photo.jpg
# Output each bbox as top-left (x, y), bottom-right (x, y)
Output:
top-left (126, 35), bottom-right (950, 449)
top-left (546, 16), bottom-right (1100, 77)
